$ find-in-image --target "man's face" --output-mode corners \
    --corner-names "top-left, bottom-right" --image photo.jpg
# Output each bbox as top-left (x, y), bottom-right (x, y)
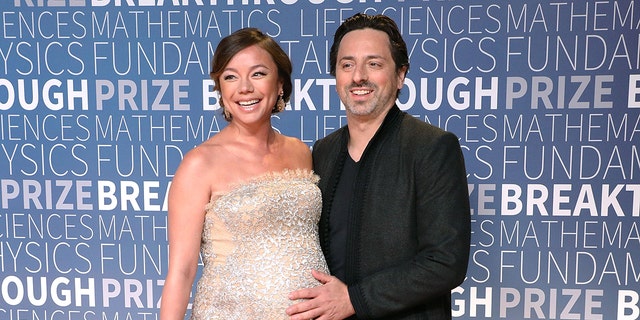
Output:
top-left (335, 28), bottom-right (406, 119)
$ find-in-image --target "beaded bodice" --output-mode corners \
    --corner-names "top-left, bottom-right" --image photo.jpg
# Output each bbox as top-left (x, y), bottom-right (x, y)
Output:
top-left (190, 170), bottom-right (329, 319)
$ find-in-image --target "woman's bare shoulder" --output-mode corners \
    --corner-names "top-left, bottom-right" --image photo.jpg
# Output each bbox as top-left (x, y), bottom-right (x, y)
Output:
top-left (174, 137), bottom-right (225, 179)
top-left (278, 134), bottom-right (312, 169)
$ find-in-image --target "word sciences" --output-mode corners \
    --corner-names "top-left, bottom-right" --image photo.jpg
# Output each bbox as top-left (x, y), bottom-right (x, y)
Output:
top-left (1, 74), bottom-right (638, 111)
top-left (2, 110), bottom-right (637, 145)
top-left (8, 1), bottom-right (640, 38)
top-left (0, 212), bottom-right (167, 242)
top-left (12, 0), bottom-right (384, 7)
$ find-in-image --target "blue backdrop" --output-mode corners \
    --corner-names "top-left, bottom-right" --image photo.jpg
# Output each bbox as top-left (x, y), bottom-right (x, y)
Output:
top-left (1, 0), bottom-right (639, 319)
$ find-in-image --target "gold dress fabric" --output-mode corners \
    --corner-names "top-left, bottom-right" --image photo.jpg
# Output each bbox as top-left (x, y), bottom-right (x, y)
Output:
top-left (190, 170), bottom-right (329, 319)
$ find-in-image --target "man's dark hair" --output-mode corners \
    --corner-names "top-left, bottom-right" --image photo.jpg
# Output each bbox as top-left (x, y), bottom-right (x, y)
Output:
top-left (329, 13), bottom-right (410, 77)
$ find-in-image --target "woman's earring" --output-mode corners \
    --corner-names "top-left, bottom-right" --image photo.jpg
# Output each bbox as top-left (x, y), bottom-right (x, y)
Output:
top-left (223, 108), bottom-right (232, 121)
top-left (219, 98), bottom-right (232, 121)
top-left (275, 93), bottom-right (285, 112)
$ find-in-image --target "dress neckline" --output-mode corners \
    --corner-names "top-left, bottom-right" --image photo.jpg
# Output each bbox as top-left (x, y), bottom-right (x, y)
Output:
top-left (205, 169), bottom-right (318, 209)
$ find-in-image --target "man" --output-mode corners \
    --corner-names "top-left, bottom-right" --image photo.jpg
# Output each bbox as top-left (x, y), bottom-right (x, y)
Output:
top-left (287, 13), bottom-right (471, 320)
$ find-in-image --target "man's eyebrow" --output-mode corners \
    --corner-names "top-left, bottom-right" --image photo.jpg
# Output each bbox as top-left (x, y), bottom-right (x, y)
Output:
top-left (339, 54), bottom-right (385, 61)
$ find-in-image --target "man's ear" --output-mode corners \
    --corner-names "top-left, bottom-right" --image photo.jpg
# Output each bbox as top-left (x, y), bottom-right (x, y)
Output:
top-left (397, 65), bottom-right (408, 88)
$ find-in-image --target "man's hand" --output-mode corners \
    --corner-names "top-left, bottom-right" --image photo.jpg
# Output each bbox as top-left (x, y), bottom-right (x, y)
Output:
top-left (286, 270), bottom-right (355, 320)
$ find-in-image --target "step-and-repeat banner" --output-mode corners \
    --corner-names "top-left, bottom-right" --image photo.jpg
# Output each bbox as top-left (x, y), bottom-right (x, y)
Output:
top-left (1, 0), bottom-right (639, 319)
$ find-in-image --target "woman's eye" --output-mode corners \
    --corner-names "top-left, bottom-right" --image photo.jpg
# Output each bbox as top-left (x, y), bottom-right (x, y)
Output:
top-left (222, 74), bottom-right (236, 81)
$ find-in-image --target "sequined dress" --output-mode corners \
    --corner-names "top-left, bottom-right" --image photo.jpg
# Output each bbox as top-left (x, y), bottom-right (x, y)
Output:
top-left (190, 170), bottom-right (329, 319)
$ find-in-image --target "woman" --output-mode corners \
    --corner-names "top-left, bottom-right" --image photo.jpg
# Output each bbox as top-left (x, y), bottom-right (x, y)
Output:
top-left (159, 28), bottom-right (328, 319)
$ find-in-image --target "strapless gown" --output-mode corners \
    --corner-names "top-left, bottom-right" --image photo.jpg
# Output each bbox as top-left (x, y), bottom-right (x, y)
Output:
top-left (190, 170), bottom-right (329, 319)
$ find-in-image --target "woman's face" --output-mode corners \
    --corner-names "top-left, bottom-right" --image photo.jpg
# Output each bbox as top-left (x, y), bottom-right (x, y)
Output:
top-left (218, 45), bottom-right (283, 124)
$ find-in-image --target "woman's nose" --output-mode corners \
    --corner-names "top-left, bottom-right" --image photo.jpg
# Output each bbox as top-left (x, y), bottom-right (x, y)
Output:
top-left (238, 77), bottom-right (254, 93)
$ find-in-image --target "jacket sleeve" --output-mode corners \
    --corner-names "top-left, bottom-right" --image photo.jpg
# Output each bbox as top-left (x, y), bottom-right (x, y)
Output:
top-left (350, 131), bottom-right (472, 318)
